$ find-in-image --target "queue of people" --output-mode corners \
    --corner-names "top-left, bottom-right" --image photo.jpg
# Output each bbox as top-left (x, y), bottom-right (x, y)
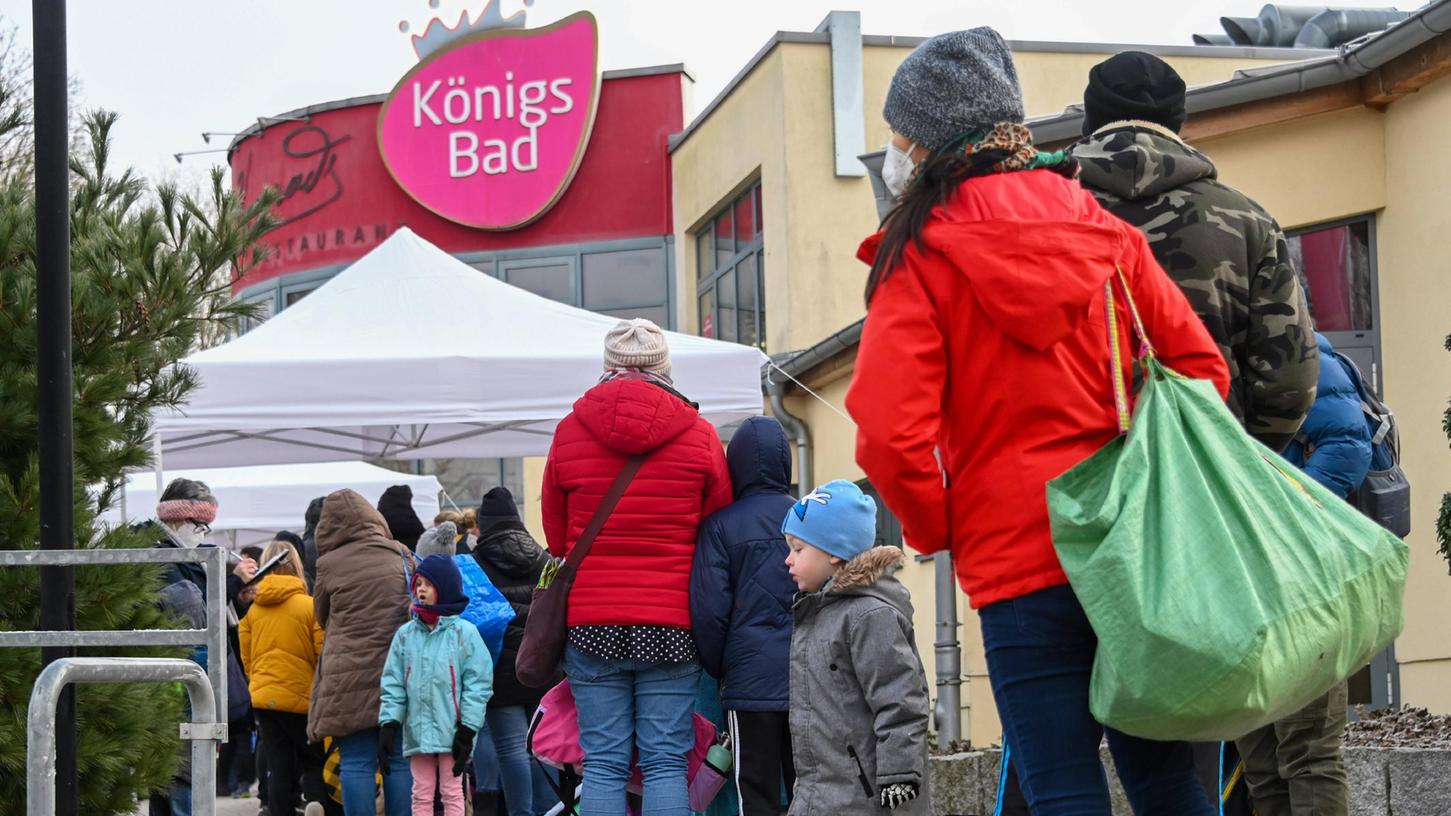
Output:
top-left (138, 27), bottom-right (1403, 816)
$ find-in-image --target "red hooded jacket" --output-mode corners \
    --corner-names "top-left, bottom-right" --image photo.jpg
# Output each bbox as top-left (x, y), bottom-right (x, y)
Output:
top-left (846, 169), bottom-right (1229, 609)
top-left (542, 377), bottom-right (732, 629)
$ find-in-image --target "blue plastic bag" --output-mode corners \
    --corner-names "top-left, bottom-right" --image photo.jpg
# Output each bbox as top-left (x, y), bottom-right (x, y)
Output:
top-left (455, 554), bottom-right (515, 664)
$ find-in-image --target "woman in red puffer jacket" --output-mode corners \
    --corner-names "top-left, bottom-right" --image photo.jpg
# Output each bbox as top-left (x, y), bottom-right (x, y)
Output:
top-left (541, 318), bottom-right (731, 816)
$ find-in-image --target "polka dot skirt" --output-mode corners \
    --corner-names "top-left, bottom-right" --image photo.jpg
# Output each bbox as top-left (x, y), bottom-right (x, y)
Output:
top-left (568, 625), bottom-right (697, 663)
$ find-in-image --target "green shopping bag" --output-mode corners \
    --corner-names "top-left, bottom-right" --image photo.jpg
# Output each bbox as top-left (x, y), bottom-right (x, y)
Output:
top-left (1046, 270), bottom-right (1408, 742)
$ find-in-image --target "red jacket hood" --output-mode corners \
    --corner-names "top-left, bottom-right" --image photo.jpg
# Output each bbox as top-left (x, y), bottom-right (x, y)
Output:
top-left (861, 171), bottom-right (1127, 352)
top-left (572, 378), bottom-right (701, 455)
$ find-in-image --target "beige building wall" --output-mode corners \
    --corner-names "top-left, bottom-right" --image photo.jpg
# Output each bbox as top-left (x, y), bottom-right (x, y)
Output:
top-left (1373, 76), bottom-right (1451, 711)
top-left (1196, 106), bottom-right (1387, 229)
top-left (666, 30), bottom-right (1451, 745)
top-left (674, 39), bottom-right (1292, 354)
top-left (668, 34), bottom-right (1326, 744)
top-left (1190, 95), bottom-right (1451, 710)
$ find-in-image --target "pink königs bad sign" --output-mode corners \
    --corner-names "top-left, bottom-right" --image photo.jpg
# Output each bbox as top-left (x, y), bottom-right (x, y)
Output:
top-left (378, 12), bottom-right (600, 231)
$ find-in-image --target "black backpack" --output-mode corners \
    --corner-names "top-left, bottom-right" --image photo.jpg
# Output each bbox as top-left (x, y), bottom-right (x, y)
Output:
top-left (1324, 349), bottom-right (1411, 537)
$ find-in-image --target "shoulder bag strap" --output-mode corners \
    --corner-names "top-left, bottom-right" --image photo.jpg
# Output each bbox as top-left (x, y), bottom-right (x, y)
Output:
top-left (1105, 265), bottom-right (1157, 435)
top-left (559, 454), bottom-right (647, 579)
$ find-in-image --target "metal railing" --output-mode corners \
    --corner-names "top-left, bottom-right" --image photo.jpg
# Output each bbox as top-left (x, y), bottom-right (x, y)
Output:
top-left (0, 546), bottom-right (230, 814)
top-left (27, 657), bottom-right (225, 816)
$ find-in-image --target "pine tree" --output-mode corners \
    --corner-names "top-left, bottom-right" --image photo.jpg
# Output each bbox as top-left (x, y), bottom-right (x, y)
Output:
top-left (0, 109), bottom-right (276, 813)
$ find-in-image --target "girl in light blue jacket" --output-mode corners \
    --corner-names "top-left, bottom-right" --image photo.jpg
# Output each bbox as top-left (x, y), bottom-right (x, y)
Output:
top-left (378, 554), bottom-right (493, 816)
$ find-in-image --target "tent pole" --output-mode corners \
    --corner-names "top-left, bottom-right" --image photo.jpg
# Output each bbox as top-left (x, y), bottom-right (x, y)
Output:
top-left (153, 434), bottom-right (165, 496)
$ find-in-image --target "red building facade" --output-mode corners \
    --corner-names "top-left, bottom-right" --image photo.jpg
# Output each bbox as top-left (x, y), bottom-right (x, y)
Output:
top-left (229, 65), bottom-right (690, 330)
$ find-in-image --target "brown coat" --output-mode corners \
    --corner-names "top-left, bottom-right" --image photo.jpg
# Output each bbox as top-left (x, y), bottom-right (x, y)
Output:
top-left (307, 489), bottom-right (416, 741)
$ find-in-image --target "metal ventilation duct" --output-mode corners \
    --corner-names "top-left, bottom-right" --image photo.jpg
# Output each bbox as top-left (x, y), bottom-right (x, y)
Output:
top-left (1207, 4), bottom-right (1406, 48)
top-left (1294, 8), bottom-right (1411, 47)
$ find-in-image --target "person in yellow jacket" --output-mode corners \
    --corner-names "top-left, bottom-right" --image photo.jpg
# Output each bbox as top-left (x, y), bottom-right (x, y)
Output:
top-left (240, 538), bottom-right (328, 816)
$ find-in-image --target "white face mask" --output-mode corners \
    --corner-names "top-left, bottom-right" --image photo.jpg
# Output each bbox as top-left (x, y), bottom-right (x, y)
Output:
top-left (882, 141), bottom-right (920, 200)
top-left (168, 522), bottom-right (207, 549)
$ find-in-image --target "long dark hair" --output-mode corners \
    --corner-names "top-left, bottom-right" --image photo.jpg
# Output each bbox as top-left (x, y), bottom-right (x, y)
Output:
top-left (865, 146), bottom-right (1078, 305)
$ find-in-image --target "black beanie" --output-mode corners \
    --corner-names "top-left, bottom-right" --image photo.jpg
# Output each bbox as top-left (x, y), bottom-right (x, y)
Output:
top-left (377, 485), bottom-right (425, 551)
top-left (476, 486), bottom-right (521, 533)
top-left (1082, 51), bottom-right (1187, 137)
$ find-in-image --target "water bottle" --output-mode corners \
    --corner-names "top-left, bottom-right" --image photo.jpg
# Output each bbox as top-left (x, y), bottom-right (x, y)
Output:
top-left (688, 741), bottom-right (734, 809)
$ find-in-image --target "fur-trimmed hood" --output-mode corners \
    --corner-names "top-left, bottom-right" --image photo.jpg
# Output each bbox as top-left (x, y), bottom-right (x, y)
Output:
top-left (796, 546), bottom-right (914, 621)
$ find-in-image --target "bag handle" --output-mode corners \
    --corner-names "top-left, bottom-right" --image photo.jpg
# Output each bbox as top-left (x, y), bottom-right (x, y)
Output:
top-left (1105, 265), bottom-right (1156, 434)
top-left (559, 454), bottom-right (648, 581)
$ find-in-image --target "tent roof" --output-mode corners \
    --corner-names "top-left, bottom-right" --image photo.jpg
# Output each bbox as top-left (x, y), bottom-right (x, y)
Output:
top-left (103, 460), bottom-right (442, 539)
top-left (154, 228), bottom-right (767, 468)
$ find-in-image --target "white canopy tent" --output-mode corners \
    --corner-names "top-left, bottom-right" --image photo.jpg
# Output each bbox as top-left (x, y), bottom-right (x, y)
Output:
top-left (152, 228), bottom-right (768, 469)
top-left (103, 461), bottom-right (442, 549)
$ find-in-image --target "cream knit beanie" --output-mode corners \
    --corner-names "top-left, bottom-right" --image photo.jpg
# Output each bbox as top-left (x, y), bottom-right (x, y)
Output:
top-left (603, 318), bottom-right (672, 379)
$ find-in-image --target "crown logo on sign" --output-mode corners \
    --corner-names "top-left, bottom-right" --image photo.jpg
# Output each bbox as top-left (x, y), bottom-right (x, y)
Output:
top-left (399, 0), bottom-right (535, 61)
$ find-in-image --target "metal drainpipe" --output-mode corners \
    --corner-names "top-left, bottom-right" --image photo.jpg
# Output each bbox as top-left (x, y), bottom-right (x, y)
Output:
top-left (766, 376), bottom-right (812, 498)
top-left (933, 551), bottom-right (963, 744)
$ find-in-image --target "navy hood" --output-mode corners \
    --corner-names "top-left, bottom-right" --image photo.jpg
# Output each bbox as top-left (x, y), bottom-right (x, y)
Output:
top-left (413, 553), bottom-right (469, 616)
top-left (727, 416), bottom-right (791, 499)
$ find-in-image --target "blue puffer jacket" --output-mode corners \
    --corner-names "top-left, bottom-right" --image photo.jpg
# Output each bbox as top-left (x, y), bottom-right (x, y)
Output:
top-left (1282, 333), bottom-right (1372, 498)
top-left (690, 416), bottom-right (798, 712)
top-left (379, 614), bottom-right (493, 756)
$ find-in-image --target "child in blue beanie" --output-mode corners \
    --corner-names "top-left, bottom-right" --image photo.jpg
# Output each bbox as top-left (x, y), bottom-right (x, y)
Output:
top-left (782, 480), bottom-right (932, 814)
top-left (378, 554), bottom-right (493, 816)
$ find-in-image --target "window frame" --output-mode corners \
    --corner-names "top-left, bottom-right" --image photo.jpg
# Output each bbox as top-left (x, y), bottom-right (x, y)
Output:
top-left (695, 181), bottom-right (765, 350)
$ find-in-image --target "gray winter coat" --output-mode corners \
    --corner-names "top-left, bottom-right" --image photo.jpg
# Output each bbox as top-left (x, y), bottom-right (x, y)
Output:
top-left (789, 547), bottom-right (932, 816)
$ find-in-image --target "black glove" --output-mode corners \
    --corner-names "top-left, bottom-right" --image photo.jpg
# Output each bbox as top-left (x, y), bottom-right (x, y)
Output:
top-left (880, 782), bottom-right (919, 810)
top-left (377, 722), bottom-right (399, 775)
top-left (451, 724), bottom-right (477, 777)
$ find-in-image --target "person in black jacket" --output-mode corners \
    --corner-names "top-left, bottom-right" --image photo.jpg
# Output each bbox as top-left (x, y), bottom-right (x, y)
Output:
top-left (377, 484), bottom-right (425, 552)
top-left (301, 497), bottom-right (325, 591)
top-left (470, 487), bottom-right (554, 816)
top-left (690, 416), bottom-right (798, 815)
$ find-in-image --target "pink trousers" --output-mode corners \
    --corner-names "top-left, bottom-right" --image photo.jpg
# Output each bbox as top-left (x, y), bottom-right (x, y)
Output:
top-left (409, 753), bottom-right (465, 816)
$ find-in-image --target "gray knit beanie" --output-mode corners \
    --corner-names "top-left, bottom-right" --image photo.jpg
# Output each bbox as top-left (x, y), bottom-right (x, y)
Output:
top-left (416, 521), bottom-right (458, 560)
top-left (884, 27), bottom-right (1025, 151)
top-left (603, 318), bottom-right (672, 379)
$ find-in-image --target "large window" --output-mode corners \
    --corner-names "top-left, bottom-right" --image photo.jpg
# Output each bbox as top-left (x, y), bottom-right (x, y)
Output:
top-left (1287, 216), bottom-right (1380, 390)
top-left (236, 238), bottom-right (674, 335)
top-left (419, 457), bottom-right (525, 518)
top-left (1286, 219), bottom-right (1374, 333)
top-left (474, 241), bottom-right (673, 327)
top-left (696, 183), bottom-right (765, 349)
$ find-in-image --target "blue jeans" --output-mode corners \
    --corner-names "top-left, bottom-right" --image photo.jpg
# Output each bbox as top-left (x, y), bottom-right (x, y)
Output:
top-left (564, 645), bottom-right (701, 816)
top-left (466, 706), bottom-right (542, 815)
top-left (336, 726), bottom-right (412, 816)
top-left (980, 585), bottom-right (1215, 816)
top-left (169, 785), bottom-right (190, 816)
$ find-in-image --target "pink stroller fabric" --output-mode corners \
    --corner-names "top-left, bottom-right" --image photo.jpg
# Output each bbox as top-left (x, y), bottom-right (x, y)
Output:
top-left (527, 680), bottom-right (722, 810)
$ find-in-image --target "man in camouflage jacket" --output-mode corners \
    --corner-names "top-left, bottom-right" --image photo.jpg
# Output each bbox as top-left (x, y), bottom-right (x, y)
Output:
top-left (1073, 52), bottom-right (1337, 816)
top-left (1073, 51), bottom-right (1318, 454)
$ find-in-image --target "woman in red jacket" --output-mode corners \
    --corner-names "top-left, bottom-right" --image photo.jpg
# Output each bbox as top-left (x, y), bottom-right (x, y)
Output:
top-left (542, 318), bottom-right (731, 816)
top-left (846, 29), bottom-right (1231, 816)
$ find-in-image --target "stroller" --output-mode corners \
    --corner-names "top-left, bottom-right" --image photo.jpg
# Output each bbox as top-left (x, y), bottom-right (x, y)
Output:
top-left (526, 681), bottom-right (731, 816)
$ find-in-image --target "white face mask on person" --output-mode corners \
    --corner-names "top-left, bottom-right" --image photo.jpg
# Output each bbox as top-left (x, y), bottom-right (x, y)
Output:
top-left (168, 522), bottom-right (207, 549)
top-left (882, 141), bottom-right (921, 200)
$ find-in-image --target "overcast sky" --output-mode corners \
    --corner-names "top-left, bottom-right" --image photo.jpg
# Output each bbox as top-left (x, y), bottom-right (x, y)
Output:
top-left (0, 0), bottom-right (1412, 186)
